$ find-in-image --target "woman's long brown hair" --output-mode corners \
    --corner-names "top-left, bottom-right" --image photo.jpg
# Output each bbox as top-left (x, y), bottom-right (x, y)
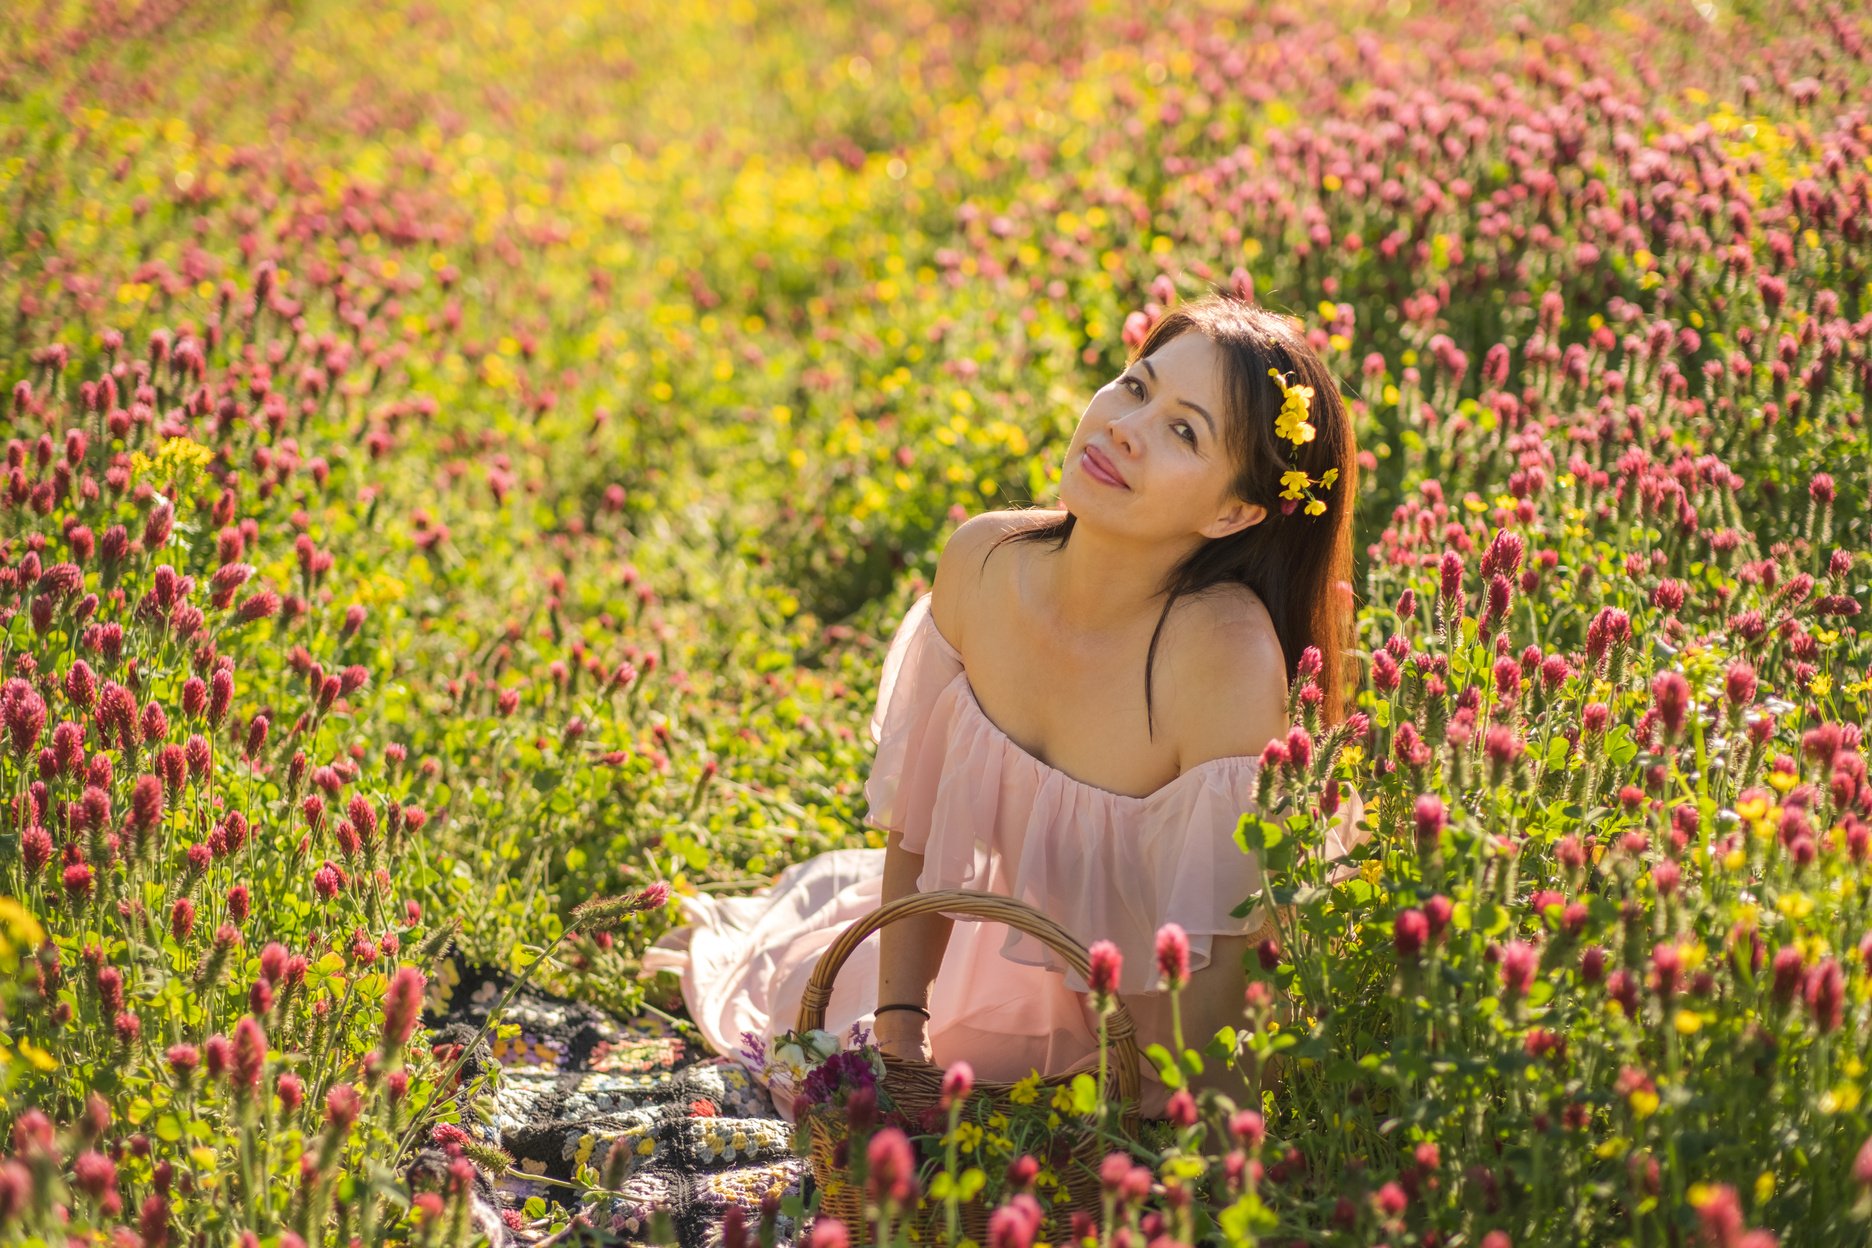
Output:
top-left (988, 290), bottom-right (1359, 738)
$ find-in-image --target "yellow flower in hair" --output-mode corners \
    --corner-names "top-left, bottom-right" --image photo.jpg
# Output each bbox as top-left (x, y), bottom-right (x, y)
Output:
top-left (1269, 367), bottom-right (1317, 446)
top-left (1276, 406), bottom-right (1316, 446)
top-left (1267, 367), bottom-right (1334, 518)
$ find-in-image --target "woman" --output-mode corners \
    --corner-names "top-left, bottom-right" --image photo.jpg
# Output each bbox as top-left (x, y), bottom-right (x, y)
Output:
top-left (642, 289), bottom-right (1364, 1120)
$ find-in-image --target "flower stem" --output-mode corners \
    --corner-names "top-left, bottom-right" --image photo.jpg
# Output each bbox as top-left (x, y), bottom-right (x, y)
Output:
top-left (392, 921), bottom-right (583, 1163)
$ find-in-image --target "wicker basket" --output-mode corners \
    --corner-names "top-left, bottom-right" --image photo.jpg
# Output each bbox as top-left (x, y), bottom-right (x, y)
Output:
top-left (795, 889), bottom-right (1144, 1246)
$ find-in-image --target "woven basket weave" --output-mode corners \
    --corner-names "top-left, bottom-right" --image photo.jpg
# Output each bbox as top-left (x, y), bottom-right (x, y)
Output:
top-left (795, 889), bottom-right (1144, 1245)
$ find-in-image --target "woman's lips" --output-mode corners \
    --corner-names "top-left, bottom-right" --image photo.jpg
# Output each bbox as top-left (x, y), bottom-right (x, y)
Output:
top-left (1082, 446), bottom-right (1128, 488)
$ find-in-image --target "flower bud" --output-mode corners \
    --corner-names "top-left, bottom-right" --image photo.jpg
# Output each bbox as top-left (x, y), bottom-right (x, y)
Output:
top-left (1229, 1109), bottom-right (1265, 1149)
top-left (1087, 940), bottom-right (1123, 998)
top-left (940, 1061), bottom-right (974, 1110)
top-left (1154, 922), bottom-right (1190, 990)
top-left (1413, 795), bottom-right (1447, 845)
top-left (864, 1128), bottom-right (916, 1207)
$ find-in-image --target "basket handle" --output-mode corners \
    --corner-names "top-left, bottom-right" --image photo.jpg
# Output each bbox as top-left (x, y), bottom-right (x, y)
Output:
top-left (796, 888), bottom-right (1144, 1112)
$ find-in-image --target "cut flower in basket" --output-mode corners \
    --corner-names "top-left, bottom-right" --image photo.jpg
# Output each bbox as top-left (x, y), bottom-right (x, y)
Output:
top-left (740, 1021), bottom-right (891, 1118)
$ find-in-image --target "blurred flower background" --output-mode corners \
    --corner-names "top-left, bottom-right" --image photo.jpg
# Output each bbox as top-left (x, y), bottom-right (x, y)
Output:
top-left (1, 0), bottom-right (1871, 1243)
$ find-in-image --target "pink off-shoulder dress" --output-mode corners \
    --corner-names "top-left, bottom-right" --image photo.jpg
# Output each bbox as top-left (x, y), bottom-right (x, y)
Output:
top-left (641, 592), bottom-right (1362, 1121)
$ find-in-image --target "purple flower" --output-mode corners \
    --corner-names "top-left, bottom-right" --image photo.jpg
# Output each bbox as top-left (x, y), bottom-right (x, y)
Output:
top-left (794, 1050), bottom-right (878, 1118)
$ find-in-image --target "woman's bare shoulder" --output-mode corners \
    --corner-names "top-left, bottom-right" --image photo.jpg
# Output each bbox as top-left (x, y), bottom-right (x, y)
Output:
top-left (1164, 584), bottom-right (1291, 767)
top-left (930, 508), bottom-right (1063, 646)
top-left (947, 507), bottom-right (1066, 554)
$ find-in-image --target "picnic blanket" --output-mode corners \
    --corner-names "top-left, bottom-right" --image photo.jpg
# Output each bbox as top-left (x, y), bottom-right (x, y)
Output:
top-left (419, 956), bottom-right (809, 1247)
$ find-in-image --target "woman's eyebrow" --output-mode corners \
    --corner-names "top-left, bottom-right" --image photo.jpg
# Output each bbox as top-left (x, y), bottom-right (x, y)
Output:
top-left (1140, 357), bottom-right (1217, 439)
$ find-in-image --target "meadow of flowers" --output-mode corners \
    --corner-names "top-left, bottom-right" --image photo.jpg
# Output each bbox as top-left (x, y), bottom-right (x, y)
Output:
top-left (3, 0), bottom-right (1871, 1243)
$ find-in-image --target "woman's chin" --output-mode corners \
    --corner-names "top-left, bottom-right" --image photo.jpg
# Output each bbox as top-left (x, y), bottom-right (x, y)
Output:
top-left (1059, 476), bottom-right (1128, 515)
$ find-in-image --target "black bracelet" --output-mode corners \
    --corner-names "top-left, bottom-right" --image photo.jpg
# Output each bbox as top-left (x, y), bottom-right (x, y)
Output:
top-left (873, 1003), bottom-right (931, 1019)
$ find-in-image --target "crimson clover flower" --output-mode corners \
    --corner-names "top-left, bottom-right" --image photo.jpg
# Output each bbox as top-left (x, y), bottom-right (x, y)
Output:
top-left (1154, 922), bottom-right (1190, 990)
top-left (864, 1127), bottom-right (917, 1208)
top-left (1087, 939), bottom-right (1123, 1003)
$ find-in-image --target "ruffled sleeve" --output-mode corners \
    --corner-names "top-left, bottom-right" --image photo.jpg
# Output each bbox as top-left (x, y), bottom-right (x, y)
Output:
top-left (862, 593), bottom-right (967, 840)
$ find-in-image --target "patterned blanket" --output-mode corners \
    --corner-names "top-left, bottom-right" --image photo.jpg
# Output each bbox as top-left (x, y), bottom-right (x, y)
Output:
top-left (421, 957), bottom-right (808, 1247)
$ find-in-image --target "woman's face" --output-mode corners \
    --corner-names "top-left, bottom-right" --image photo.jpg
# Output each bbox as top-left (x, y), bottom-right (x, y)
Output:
top-left (1060, 330), bottom-right (1266, 544)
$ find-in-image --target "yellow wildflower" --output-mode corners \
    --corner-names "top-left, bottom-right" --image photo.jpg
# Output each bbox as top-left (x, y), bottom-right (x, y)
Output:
top-left (1265, 368), bottom-right (1334, 517)
top-left (1269, 367), bottom-right (1317, 446)
top-left (1274, 401), bottom-right (1316, 446)
top-left (946, 1122), bottom-right (984, 1153)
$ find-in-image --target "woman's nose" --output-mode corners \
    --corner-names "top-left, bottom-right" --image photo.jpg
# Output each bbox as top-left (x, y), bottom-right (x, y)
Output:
top-left (1106, 406), bottom-right (1144, 452)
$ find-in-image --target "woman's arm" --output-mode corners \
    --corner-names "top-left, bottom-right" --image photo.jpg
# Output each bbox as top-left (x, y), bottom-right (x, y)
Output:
top-left (873, 827), bottom-right (953, 1060)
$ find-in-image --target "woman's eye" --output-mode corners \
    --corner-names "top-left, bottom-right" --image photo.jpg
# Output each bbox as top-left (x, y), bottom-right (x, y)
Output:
top-left (1118, 376), bottom-right (1194, 444)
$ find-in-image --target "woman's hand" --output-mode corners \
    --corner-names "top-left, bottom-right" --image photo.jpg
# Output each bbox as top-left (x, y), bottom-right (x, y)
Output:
top-left (871, 1010), bottom-right (932, 1063)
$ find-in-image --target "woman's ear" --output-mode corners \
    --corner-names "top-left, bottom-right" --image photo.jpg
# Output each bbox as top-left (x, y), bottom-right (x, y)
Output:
top-left (1203, 499), bottom-right (1267, 540)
